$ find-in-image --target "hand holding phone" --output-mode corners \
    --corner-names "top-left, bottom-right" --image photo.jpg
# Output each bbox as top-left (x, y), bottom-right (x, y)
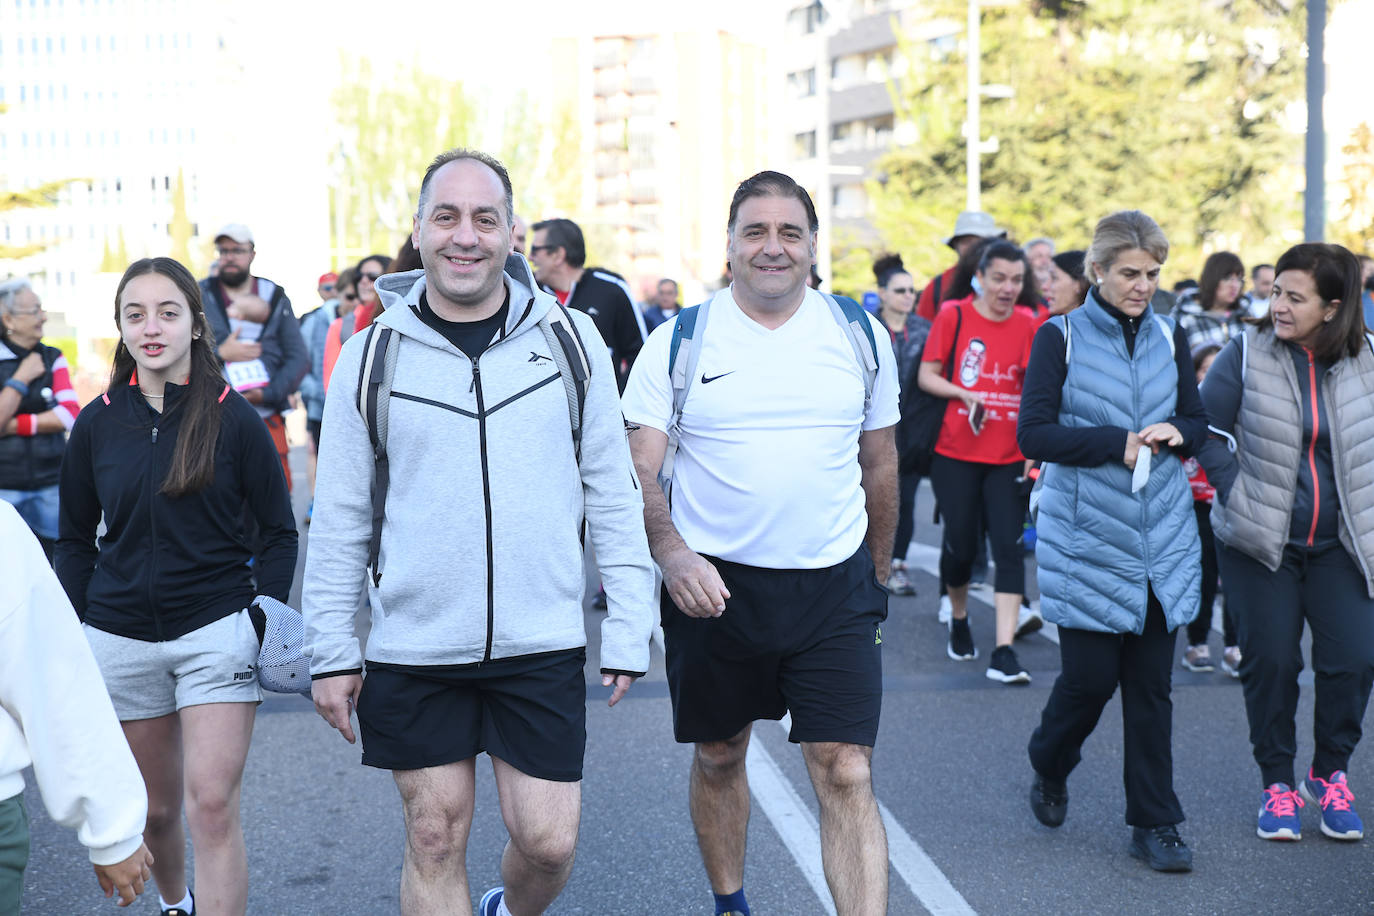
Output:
top-left (968, 401), bottom-right (987, 435)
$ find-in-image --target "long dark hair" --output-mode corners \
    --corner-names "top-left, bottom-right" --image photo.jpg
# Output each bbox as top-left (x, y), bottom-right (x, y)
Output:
top-left (111, 258), bottom-right (224, 497)
top-left (1258, 243), bottom-right (1365, 362)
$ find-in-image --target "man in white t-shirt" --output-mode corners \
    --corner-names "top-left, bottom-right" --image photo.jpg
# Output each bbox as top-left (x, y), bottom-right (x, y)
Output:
top-left (622, 171), bottom-right (900, 916)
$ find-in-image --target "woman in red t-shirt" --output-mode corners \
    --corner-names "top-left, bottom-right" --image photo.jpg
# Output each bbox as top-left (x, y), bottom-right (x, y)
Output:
top-left (918, 239), bottom-right (1037, 683)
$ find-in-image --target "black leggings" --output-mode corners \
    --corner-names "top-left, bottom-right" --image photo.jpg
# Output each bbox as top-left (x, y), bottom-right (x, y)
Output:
top-left (929, 454), bottom-right (1024, 595)
top-left (1185, 500), bottom-right (1235, 646)
top-left (893, 469), bottom-right (920, 562)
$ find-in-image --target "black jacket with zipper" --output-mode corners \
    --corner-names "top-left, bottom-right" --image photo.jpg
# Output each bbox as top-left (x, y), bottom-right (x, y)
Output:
top-left (55, 380), bottom-right (297, 641)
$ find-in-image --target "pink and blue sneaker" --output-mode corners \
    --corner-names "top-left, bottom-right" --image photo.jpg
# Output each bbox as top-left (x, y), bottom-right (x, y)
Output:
top-left (1256, 783), bottom-right (1303, 841)
top-left (1299, 769), bottom-right (1363, 841)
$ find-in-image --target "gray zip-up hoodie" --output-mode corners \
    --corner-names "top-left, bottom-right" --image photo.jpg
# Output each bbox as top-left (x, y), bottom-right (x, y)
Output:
top-left (303, 256), bottom-right (654, 676)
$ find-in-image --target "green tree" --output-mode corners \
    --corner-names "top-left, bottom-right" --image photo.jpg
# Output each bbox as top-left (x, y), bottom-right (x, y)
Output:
top-left (0, 105), bottom-right (84, 260)
top-left (873, 0), bottom-right (1308, 283)
top-left (168, 169), bottom-right (195, 271)
top-left (1332, 122), bottom-right (1374, 255)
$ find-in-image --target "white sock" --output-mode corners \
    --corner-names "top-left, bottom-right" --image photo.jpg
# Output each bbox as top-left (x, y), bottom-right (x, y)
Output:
top-left (159, 889), bottom-right (193, 912)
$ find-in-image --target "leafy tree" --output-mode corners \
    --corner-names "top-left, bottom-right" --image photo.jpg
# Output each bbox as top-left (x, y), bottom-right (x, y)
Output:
top-left (0, 105), bottom-right (84, 261)
top-left (330, 59), bottom-right (481, 261)
top-left (168, 169), bottom-right (196, 271)
top-left (872, 0), bottom-right (1308, 284)
top-left (1332, 122), bottom-right (1374, 256)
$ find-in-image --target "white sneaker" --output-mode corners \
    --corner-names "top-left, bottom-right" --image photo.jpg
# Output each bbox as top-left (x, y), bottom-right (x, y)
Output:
top-left (884, 561), bottom-right (915, 596)
top-left (1015, 604), bottom-right (1044, 639)
top-left (938, 594), bottom-right (952, 625)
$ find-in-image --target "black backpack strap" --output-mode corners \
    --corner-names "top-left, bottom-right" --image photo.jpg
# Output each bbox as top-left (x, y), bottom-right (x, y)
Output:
top-left (538, 304), bottom-right (592, 463)
top-left (356, 325), bottom-right (397, 586)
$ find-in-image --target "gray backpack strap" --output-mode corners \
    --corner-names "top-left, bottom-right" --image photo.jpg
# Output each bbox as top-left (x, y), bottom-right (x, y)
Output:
top-left (659, 298), bottom-right (710, 495)
top-left (538, 304), bottom-right (592, 462)
top-left (824, 293), bottom-right (879, 411)
top-left (356, 325), bottom-right (398, 587)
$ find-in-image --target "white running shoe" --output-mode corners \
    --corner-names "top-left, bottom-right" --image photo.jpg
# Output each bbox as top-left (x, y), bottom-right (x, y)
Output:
top-left (938, 594), bottom-right (952, 625)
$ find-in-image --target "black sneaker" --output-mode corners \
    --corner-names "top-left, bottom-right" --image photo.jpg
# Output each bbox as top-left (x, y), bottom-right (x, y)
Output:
top-left (1129, 825), bottom-right (1193, 872)
top-left (1030, 773), bottom-right (1068, 827)
top-left (947, 616), bottom-right (977, 661)
top-left (986, 645), bottom-right (1031, 684)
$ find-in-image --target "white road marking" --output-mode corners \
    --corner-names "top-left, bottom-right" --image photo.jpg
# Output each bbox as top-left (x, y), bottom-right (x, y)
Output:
top-left (760, 718), bottom-right (977, 915)
top-left (745, 739), bottom-right (837, 916)
top-left (904, 543), bottom-right (1058, 645)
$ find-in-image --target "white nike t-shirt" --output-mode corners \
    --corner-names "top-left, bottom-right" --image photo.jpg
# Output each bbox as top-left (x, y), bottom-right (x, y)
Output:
top-left (621, 287), bottom-right (900, 569)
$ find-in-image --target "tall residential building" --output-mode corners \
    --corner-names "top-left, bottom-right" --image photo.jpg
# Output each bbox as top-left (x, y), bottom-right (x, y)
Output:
top-left (0, 0), bottom-right (331, 371)
top-left (549, 29), bottom-right (775, 303)
top-left (780, 0), bottom-right (952, 282)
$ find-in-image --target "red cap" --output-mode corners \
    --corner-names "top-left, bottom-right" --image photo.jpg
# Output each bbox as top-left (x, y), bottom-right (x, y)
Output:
top-left (318, 272), bottom-right (338, 286)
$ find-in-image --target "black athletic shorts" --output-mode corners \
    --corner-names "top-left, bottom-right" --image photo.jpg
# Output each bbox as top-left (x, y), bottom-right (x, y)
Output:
top-left (357, 647), bottom-right (587, 782)
top-left (662, 543), bottom-right (887, 747)
top-left (306, 418), bottom-right (322, 451)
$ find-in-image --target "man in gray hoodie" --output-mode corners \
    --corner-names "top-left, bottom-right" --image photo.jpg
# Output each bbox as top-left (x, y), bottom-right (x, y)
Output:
top-left (303, 149), bottom-right (654, 916)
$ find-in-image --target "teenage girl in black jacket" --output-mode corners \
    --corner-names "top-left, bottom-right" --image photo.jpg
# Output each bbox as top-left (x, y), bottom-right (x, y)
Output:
top-left (56, 257), bottom-right (296, 916)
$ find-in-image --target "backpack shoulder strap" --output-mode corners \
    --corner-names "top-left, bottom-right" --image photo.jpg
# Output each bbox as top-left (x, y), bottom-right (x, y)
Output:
top-left (943, 304), bottom-right (963, 380)
top-left (537, 304), bottom-right (593, 463)
top-left (659, 298), bottom-right (710, 494)
top-left (824, 293), bottom-right (879, 410)
top-left (1153, 313), bottom-right (1176, 360)
top-left (356, 324), bottom-right (397, 586)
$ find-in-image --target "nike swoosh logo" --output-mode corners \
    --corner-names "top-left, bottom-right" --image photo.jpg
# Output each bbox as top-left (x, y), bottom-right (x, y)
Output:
top-left (701, 371), bottom-right (735, 384)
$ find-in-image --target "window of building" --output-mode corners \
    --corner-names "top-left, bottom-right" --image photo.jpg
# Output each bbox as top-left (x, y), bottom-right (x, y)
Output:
top-left (785, 1), bottom-right (827, 36)
top-left (787, 68), bottom-right (816, 99)
top-left (793, 130), bottom-right (817, 159)
top-left (832, 183), bottom-right (866, 218)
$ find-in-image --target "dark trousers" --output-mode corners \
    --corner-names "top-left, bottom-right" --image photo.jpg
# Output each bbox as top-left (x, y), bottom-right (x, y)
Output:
top-left (1185, 501), bottom-right (1236, 646)
top-left (1028, 589), bottom-right (1184, 827)
top-left (1218, 542), bottom-right (1374, 788)
top-left (929, 455), bottom-right (1023, 594)
top-left (893, 470), bottom-right (920, 561)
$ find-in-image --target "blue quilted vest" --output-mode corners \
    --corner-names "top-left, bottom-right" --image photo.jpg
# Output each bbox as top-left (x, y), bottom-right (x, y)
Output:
top-left (1034, 293), bottom-right (1200, 634)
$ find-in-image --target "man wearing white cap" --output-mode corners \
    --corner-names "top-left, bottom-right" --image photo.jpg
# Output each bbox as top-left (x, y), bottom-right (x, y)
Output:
top-left (198, 224), bottom-right (308, 489)
top-left (916, 210), bottom-right (1007, 322)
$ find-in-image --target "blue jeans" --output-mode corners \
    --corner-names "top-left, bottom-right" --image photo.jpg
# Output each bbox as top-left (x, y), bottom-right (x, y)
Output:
top-left (0, 484), bottom-right (60, 540)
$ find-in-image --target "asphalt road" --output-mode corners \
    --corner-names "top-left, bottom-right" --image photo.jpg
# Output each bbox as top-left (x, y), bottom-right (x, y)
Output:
top-left (19, 460), bottom-right (1374, 914)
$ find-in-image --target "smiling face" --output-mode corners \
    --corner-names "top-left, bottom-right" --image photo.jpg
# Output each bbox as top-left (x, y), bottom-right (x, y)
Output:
top-left (119, 272), bottom-right (197, 386)
top-left (1270, 268), bottom-right (1337, 350)
top-left (1094, 248), bottom-right (1161, 317)
top-left (975, 257), bottom-right (1025, 317)
top-left (412, 158), bottom-right (513, 316)
top-left (726, 194), bottom-right (816, 314)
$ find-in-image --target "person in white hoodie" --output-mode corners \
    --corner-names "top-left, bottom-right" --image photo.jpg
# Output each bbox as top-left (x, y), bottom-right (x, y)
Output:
top-left (303, 149), bottom-right (654, 916)
top-left (0, 500), bottom-right (153, 911)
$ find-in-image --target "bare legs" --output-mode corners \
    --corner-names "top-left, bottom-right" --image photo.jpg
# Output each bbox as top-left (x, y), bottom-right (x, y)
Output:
top-left (394, 758), bottom-right (580, 916)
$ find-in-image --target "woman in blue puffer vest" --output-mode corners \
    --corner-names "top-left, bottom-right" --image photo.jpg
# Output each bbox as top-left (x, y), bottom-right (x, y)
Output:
top-left (1016, 210), bottom-right (1209, 872)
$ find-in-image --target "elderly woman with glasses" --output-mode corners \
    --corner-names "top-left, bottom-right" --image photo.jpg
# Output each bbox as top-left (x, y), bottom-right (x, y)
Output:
top-left (0, 278), bottom-right (82, 561)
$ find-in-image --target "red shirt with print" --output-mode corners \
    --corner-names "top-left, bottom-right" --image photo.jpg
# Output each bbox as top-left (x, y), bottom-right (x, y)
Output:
top-left (922, 295), bottom-right (1035, 465)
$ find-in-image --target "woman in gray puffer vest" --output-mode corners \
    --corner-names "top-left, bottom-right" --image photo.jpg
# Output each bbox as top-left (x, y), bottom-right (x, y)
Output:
top-left (1017, 211), bottom-right (1208, 873)
top-left (1199, 242), bottom-right (1374, 844)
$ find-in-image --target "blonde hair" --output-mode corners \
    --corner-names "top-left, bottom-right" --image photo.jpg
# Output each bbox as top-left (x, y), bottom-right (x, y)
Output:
top-left (1086, 210), bottom-right (1168, 282)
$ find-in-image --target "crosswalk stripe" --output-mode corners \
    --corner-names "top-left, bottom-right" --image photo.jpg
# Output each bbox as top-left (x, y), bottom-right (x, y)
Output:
top-left (766, 718), bottom-right (977, 915)
top-left (745, 738), bottom-right (837, 916)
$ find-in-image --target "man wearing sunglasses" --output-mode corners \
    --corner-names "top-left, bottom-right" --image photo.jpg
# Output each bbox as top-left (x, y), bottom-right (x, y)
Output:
top-left (198, 224), bottom-right (309, 491)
